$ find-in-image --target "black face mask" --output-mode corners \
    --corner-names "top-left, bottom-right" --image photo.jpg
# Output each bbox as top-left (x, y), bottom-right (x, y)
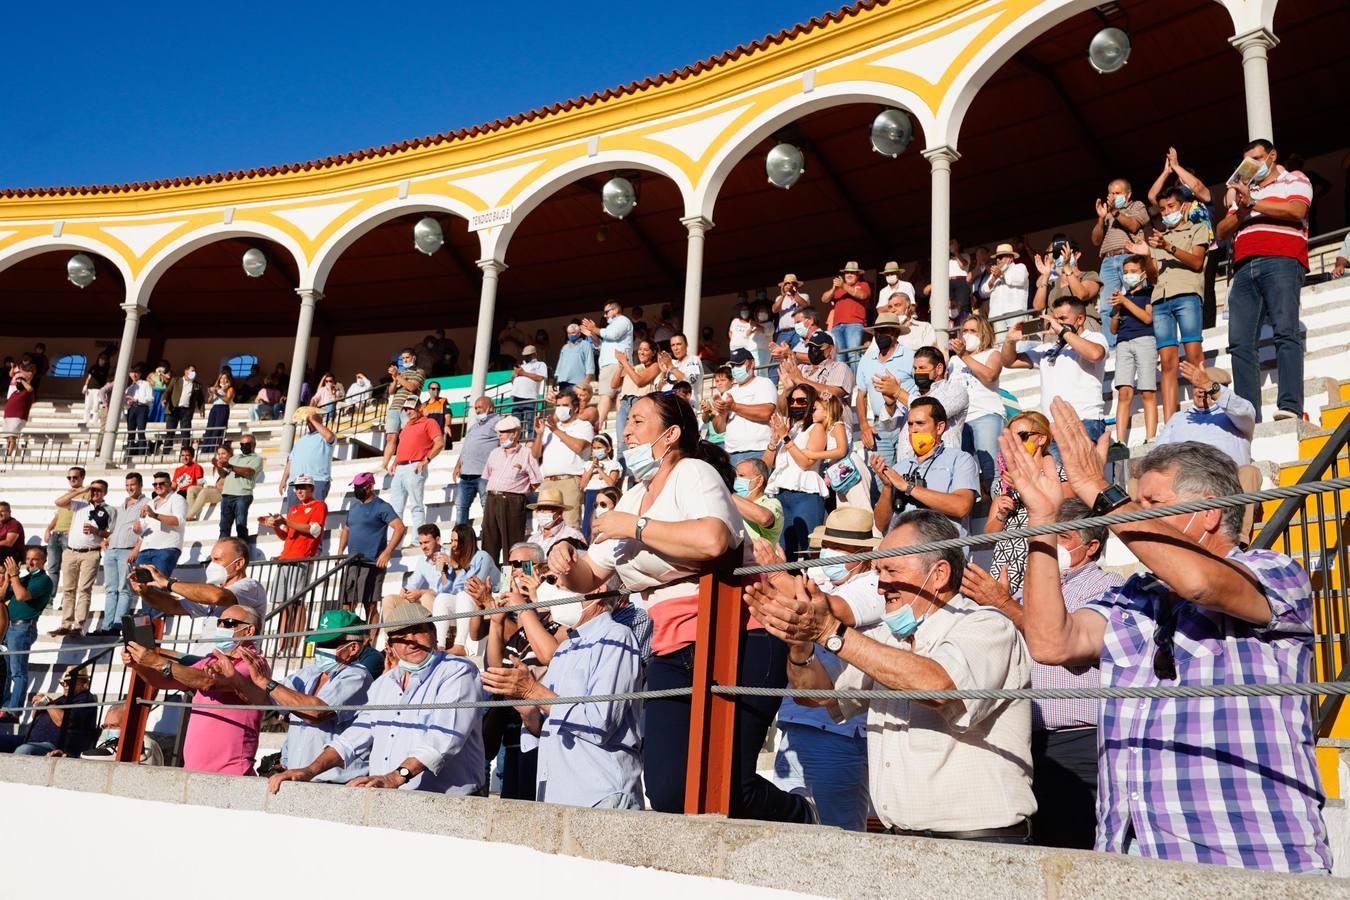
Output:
top-left (786, 404), bottom-right (808, 421)
top-left (806, 345), bottom-right (826, 366)
top-left (240, 444), bottom-right (255, 455)
top-left (353, 486), bottom-right (372, 501)
top-left (873, 333), bottom-right (894, 354)
top-left (913, 374), bottom-right (934, 392)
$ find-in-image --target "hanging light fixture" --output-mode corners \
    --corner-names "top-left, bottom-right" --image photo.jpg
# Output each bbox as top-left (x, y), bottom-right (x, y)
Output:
top-left (66, 253), bottom-right (96, 289)
top-left (766, 143), bottom-right (805, 189)
top-left (1088, 27), bottom-right (1131, 74)
top-left (601, 176), bottom-right (638, 219)
top-left (241, 247), bottom-right (268, 278)
top-left (413, 216), bottom-right (445, 255)
top-left (869, 108), bottom-right (914, 158)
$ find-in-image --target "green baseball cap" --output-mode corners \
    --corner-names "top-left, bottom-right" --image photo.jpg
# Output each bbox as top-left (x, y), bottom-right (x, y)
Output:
top-left (306, 609), bottom-right (366, 648)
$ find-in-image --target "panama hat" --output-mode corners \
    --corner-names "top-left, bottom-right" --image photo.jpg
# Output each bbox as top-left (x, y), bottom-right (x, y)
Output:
top-left (881, 261), bottom-right (903, 275)
top-left (809, 507), bottom-right (880, 550)
top-left (526, 486), bottom-right (574, 511)
top-left (840, 261), bottom-right (864, 273)
top-left (994, 243), bottom-right (1017, 258)
top-left (864, 313), bottom-right (903, 332)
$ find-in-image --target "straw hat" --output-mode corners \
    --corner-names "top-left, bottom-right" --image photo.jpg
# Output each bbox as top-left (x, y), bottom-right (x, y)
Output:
top-left (880, 261), bottom-right (903, 275)
top-left (808, 507), bottom-right (880, 549)
top-left (527, 486), bottom-right (574, 511)
top-left (840, 261), bottom-right (864, 273)
top-left (864, 313), bottom-right (903, 332)
top-left (781, 273), bottom-right (799, 284)
top-left (291, 405), bottom-right (321, 423)
top-left (994, 243), bottom-right (1017, 258)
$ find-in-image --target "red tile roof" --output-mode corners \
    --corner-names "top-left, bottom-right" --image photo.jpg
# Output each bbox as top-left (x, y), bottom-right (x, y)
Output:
top-left (1, 1), bottom-right (883, 200)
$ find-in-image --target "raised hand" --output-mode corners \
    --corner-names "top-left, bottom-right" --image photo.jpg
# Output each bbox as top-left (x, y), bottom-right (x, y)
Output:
top-left (1124, 238), bottom-right (1150, 255)
top-left (1095, 198), bottom-right (1109, 219)
top-left (961, 563), bottom-right (1014, 611)
top-left (1179, 360), bottom-right (1210, 391)
top-left (1046, 398), bottom-right (1112, 506)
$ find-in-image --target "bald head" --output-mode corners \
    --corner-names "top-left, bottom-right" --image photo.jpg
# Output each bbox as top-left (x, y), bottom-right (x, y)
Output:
top-left (221, 604), bottom-right (259, 627)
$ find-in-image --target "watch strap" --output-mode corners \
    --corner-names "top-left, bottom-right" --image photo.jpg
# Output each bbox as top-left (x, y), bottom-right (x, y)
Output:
top-left (1091, 484), bottom-right (1130, 517)
top-left (265, 679), bottom-right (281, 694)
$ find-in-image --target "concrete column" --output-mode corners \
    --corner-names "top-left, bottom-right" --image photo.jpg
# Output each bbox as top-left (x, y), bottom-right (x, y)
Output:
top-left (279, 288), bottom-right (322, 456)
top-left (922, 145), bottom-right (960, 344)
top-left (99, 302), bottom-right (144, 465)
top-left (1230, 28), bottom-right (1279, 142)
top-left (470, 259), bottom-right (506, 400)
top-left (680, 216), bottom-right (713, 351)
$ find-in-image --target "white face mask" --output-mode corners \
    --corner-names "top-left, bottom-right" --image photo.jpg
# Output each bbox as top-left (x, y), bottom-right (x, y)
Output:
top-left (543, 581), bottom-right (599, 629)
top-left (205, 561), bottom-right (231, 585)
top-left (885, 274), bottom-right (899, 285)
top-left (185, 371), bottom-right (196, 382)
top-left (962, 333), bottom-right (980, 352)
top-left (1056, 543), bottom-right (1076, 571)
top-left (556, 407), bottom-right (573, 423)
top-left (755, 311), bottom-right (771, 322)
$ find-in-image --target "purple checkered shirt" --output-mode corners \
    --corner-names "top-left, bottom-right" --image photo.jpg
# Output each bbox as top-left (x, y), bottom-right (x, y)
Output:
top-left (1023, 562), bottom-right (1124, 731)
top-left (1085, 548), bottom-right (1330, 872)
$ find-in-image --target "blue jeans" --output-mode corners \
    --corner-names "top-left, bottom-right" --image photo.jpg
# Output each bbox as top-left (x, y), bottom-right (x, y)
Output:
top-left (1227, 255), bottom-right (1306, 419)
top-left (136, 548), bottom-right (181, 579)
top-left (45, 530), bottom-right (67, 597)
top-left (103, 548), bottom-right (134, 630)
top-left (126, 405), bottom-right (149, 455)
top-left (0, 736), bottom-right (56, 755)
top-left (512, 399), bottom-right (537, 440)
top-left (830, 322), bottom-right (865, 369)
top-left (965, 413), bottom-right (1005, 489)
top-left (772, 722), bottom-right (870, 831)
top-left (219, 494), bottom-right (252, 540)
top-left (1151, 292), bottom-right (1203, 350)
top-left (778, 489), bottom-right (825, 562)
top-left (1099, 254), bottom-right (1125, 350)
top-left (455, 476), bottom-right (488, 526)
top-left (3, 620), bottom-right (37, 712)
top-left (388, 463), bottom-right (429, 534)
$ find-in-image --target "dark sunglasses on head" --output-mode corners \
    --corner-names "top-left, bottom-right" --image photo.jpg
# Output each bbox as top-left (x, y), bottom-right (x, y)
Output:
top-left (217, 618), bottom-right (249, 629)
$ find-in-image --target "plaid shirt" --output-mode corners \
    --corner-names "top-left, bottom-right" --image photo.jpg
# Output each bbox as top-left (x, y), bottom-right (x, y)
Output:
top-left (1085, 548), bottom-right (1330, 872)
top-left (1024, 562), bottom-right (1123, 731)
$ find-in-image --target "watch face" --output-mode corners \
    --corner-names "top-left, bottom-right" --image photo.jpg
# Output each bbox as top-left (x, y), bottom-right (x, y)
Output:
top-left (825, 635), bottom-right (843, 652)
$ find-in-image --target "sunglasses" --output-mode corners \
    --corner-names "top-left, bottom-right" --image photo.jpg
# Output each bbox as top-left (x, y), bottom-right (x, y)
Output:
top-left (788, 398), bottom-right (809, 407)
top-left (153, 482), bottom-right (170, 488)
top-left (1152, 600), bottom-right (1180, 681)
top-left (1015, 431), bottom-right (1041, 442)
top-left (217, 618), bottom-right (249, 629)
top-left (67, 475), bottom-right (83, 482)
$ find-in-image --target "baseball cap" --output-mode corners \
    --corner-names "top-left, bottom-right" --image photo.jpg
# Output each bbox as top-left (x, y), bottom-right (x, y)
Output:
top-left (292, 475), bottom-right (315, 488)
top-left (806, 331), bottom-right (834, 346)
top-left (306, 609), bottom-right (367, 648)
top-left (351, 472), bottom-right (376, 487)
top-left (727, 349), bottom-right (754, 365)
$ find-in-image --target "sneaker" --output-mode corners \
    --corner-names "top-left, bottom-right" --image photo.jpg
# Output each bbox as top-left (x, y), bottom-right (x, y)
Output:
top-left (81, 738), bottom-right (118, 760)
top-left (1273, 409), bottom-right (1299, 421)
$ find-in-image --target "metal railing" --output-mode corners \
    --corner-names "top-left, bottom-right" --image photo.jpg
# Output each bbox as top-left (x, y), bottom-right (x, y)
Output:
top-left (259, 554), bottom-right (371, 680)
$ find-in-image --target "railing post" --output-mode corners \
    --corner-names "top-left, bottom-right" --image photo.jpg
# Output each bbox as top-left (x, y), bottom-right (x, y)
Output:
top-left (115, 617), bottom-right (165, 764)
top-left (685, 553), bottom-right (745, 815)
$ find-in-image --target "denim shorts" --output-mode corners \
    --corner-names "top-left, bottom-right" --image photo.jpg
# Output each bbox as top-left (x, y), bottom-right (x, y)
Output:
top-left (1115, 335), bottom-right (1158, 391)
top-left (384, 405), bottom-right (405, 435)
top-left (1151, 292), bottom-right (1203, 350)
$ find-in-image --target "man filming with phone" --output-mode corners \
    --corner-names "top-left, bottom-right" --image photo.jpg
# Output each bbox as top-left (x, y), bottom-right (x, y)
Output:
top-left (129, 536), bottom-right (268, 622)
top-left (1001, 295), bottom-right (1110, 443)
top-left (1031, 238), bottom-right (1103, 330)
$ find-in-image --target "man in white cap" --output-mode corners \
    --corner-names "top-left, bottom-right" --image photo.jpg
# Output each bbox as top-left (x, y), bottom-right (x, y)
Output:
top-left (481, 415), bottom-right (542, 564)
top-left (980, 243), bottom-right (1030, 336)
top-left (877, 261), bottom-right (915, 311)
top-left (268, 602), bottom-right (487, 795)
top-left (526, 487), bottom-right (585, 554)
top-left (510, 344), bottom-right (549, 440)
top-left (278, 407), bottom-right (336, 512)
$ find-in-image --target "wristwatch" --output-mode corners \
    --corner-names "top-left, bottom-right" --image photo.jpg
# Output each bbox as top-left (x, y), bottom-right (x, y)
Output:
top-left (159, 660), bottom-right (174, 678)
top-left (265, 679), bottom-right (281, 694)
top-left (165, 576), bottom-right (178, 594)
top-left (635, 516), bottom-right (651, 543)
top-left (395, 766), bottom-right (413, 783)
top-left (824, 621), bottom-right (848, 653)
top-left (1091, 484), bottom-right (1131, 517)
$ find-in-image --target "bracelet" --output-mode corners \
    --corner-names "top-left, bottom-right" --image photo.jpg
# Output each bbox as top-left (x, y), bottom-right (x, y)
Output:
top-left (788, 650), bottom-right (815, 668)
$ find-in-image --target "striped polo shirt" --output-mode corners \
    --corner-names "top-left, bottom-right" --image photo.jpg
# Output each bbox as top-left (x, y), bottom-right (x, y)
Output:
top-left (1230, 167), bottom-right (1313, 268)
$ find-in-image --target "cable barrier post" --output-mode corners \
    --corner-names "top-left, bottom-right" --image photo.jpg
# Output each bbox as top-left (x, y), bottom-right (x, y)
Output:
top-left (115, 617), bottom-right (164, 764)
top-left (684, 549), bottom-right (748, 816)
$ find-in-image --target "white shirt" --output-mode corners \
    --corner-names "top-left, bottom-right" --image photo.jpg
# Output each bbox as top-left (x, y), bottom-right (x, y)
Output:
top-left (951, 349), bottom-right (1004, 420)
top-left (585, 456), bottom-right (622, 491)
top-left (894, 318), bottom-right (937, 353)
top-left (67, 501), bottom-right (115, 551)
top-left (177, 577), bottom-right (269, 621)
top-left (878, 280), bottom-right (916, 307)
top-left (724, 376), bottom-right (777, 453)
top-left (127, 380), bottom-right (154, 405)
top-left (766, 424), bottom-right (830, 497)
top-left (512, 360), bottom-right (548, 400)
top-left (1023, 332), bottom-right (1109, 421)
top-left (666, 354), bottom-right (703, 395)
top-left (728, 319), bottom-right (769, 356)
top-left (176, 379), bottom-right (195, 408)
top-left (983, 262), bottom-right (1029, 321)
top-left (137, 492), bottom-right (188, 550)
top-left (809, 569), bottom-right (883, 628)
top-left (775, 291), bottom-right (810, 332)
top-left (539, 418), bottom-right (594, 478)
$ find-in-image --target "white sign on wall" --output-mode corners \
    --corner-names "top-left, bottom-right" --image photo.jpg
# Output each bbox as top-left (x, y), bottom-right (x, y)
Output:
top-left (469, 206), bottom-right (513, 232)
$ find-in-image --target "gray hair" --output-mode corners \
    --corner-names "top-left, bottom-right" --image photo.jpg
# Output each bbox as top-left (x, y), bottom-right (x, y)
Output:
top-left (1139, 441), bottom-right (1243, 540)
top-left (508, 542), bottom-right (546, 565)
top-left (1058, 499), bottom-right (1107, 560)
top-left (893, 509), bottom-right (962, 592)
top-left (739, 457), bottom-right (771, 483)
top-left (217, 537), bottom-right (250, 565)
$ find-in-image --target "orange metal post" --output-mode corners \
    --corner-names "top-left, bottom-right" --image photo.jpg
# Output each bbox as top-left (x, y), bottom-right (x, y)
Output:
top-left (684, 555), bottom-right (746, 815)
top-left (115, 618), bottom-right (164, 764)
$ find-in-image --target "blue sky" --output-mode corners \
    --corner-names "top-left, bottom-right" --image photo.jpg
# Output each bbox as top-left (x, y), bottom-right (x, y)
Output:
top-left (0, 1), bottom-right (838, 189)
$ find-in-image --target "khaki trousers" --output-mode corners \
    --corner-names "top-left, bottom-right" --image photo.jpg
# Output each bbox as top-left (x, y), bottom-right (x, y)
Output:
top-left (544, 475), bottom-right (583, 528)
top-left (60, 547), bottom-right (102, 630)
top-left (186, 484), bottom-right (222, 520)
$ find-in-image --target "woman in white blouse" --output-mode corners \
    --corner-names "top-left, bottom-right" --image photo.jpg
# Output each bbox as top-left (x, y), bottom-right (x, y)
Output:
top-left (548, 392), bottom-right (814, 825)
top-left (948, 313), bottom-right (1004, 494)
top-left (763, 385), bottom-right (848, 561)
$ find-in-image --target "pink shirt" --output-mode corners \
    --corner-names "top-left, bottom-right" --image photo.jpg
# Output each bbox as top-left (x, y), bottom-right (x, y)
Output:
top-left (181, 652), bottom-right (269, 775)
top-left (482, 444), bottom-right (541, 494)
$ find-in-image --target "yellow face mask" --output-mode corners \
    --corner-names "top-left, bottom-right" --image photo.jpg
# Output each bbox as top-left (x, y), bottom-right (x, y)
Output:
top-left (1023, 438), bottom-right (1039, 456)
top-left (909, 431), bottom-right (937, 457)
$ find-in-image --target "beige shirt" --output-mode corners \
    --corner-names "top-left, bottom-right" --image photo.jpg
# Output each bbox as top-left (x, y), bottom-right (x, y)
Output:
top-left (1149, 220), bottom-right (1209, 299)
top-left (832, 593), bottom-right (1036, 832)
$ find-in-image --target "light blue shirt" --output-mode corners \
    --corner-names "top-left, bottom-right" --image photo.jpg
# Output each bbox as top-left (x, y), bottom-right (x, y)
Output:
top-left (328, 652), bottom-right (486, 794)
top-left (458, 413), bottom-right (500, 477)
top-left (555, 337), bottom-right (597, 386)
top-left (526, 611), bottom-right (644, 808)
top-left (406, 552), bottom-right (451, 593)
top-left (596, 315), bottom-right (633, 368)
top-left (288, 430), bottom-right (335, 482)
top-left (854, 345), bottom-right (916, 421)
top-left (445, 549), bottom-right (502, 594)
top-left (890, 445), bottom-right (981, 538)
top-left (281, 661), bottom-right (373, 782)
top-left (1155, 386), bottom-right (1256, 467)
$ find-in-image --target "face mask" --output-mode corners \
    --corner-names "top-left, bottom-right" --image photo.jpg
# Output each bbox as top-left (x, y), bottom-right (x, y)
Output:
top-left (730, 365), bottom-right (749, 384)
top-left (540, 512), bottom-right (563, 532)
top-left (1056, 543), bottom-right (1081, 572)
top-left (885, 274), bottom-right (899, 285)
top-left (786, 404), bottom-right (808, 422)
top-left (882, 563), bottom-right (938, 638)
top-left (353, 485), bottom-right (372, 501)
top-left (738, 310), bottom-right (751, 320)
top-left (873, 333), bottom-right (894, 354)
top-left (240, 444), bottom-right (255, 455)
top-left (913, 374), bottom-right (933, 392)
top-left (398, 649), bottom-right (436, 673)
top-left (818, 548), bottom-right (849, 587)
top-left (733, 476), bottom-right (752, 497)
top-left (476, 411), bottom-right (489, 423)
top-left (793, 322), bottom-right (809, 338)
top-left (755, 311), bottom-right (770, 322)
top-left (625, 428), bottom-right (672, 483)
top-left (212, 627), bottom-right (239, 654)
top-left (205, 561), bottom-right (231, 586)
top-left (806, 345), bottom-right (826, 366)
top-left (1022, 437), bottom-right (1039, 456)
top-left (396, 359), bottom-right (410, 371)
top-left (1252, 160), bottom-right (1270, 182)
top-left (500, 437), bottom-right (516, 449)
top-left (1122, 272), bottom-right (1144, 289)
top-left (98, 729), bottom-right (119, 746)
top-left (314, 648), bottom-right (341, 672)
top-left (567, 333), bottom-right (581, 343)
top-left (522, 356), bottom-right (535, 364)
top-left (962, 333), bottom-right (980, 352)
top-left (1113, 193), bottom-right (1127, 209)
top-left (1161, 211), bottom-right (1183, 228)
top-left (593, 447), bottom-right (608, 460)
top-left (185, 371), bottom-right (195, 382)
top-left (556, 407), bottom-right (573, 423)
top-left (910, 431), bottom-right (937, 457)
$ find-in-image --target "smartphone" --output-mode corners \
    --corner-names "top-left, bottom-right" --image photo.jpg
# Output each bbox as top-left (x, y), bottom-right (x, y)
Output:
top-left (1020, 319), bottom-right (1048, 336)
top-left (122, 614), bottom-right (156, 648)
top-left (132, 567), bottom-right (154, 584)
top-left (521, 560), bottom-right (535, 577)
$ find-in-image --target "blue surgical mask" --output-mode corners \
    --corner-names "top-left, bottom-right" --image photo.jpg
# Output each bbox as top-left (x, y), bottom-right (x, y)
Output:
top-left (817, 548), bottom-right (849, 586)
top-left (730, 365), bottom-right (749, 383)
top-left (1252, 160), bottom-right (1270, 182)
top-left (1161, 211), bottom-right (1183, 228)
top-left (1113, 193), bottom-right (1127, 209)
top-left (398, 649), bottom-right (436, 673)
top-left (212, 627), bottom-right (239, 654)
top-left (793, 322), bottom-right (809, 338)
top-left (567, 333), bottom-right (581, 343)
top-left (883, 605), bottom-right (925, 638)
top-left (396, 358), bottom-right (410, 371)
top-left (732, 476), bottom-right (751, 497)
top-left (1122, 272), bottom-right (1144, 289)
top-left (624, 429), bottom-right (671, 483)
top-left (313, 648), bottom-right (340, 672)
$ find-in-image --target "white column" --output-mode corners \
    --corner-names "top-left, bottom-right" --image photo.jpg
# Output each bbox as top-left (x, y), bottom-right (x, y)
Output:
top-left (99, 302), bottom-right (144, 464)
top-left (680, 215), bottom-right (713, 351)
top-left (1230, 28), bottom-right (1279, 142)
top-left (922, 145), bottom-right (960, 344)
top-left (279, 288), bottom-right (322, 456)
top-left (470, 259), bottom-right (506, 400)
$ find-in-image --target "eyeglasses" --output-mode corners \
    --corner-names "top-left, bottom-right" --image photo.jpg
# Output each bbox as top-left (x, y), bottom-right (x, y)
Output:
top-left (788, 398), bottom-right (809, 407)
top-left (1152, 600), bottom-right (1180, 681)
top-left (1014, 431), bottom-right (1040, 442)
top-left (217, 618), bottom-right (249, 629)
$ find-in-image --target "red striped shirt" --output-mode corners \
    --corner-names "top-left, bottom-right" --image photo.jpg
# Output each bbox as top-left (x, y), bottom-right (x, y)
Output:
top-left (1230, 168), bottom-right (1312, 268)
